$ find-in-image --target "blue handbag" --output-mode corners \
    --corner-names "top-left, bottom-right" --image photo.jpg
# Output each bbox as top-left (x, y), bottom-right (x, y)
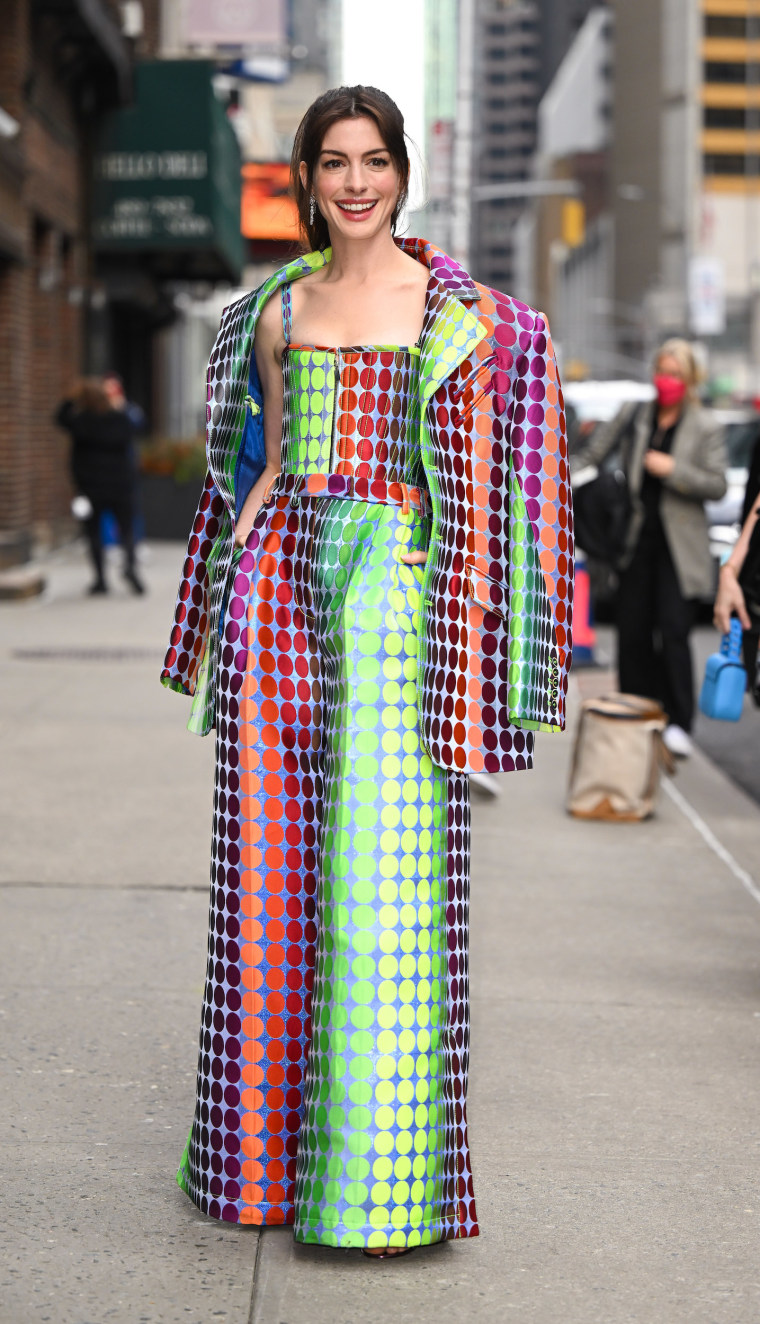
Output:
top-left (698, 618), bottom-right (747, 722)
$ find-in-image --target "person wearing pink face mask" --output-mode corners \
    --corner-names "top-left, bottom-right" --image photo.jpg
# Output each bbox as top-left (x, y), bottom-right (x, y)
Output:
top-left (574, 339), bottom-right (727, 757)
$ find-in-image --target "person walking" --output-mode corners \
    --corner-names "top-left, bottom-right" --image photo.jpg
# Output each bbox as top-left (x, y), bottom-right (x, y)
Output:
top-left (162, 86), bottom-right (572, 1256)
top-left (575, 341), bottom-right (727, 757)
top-left (56, 378), bottom-right (145, 595)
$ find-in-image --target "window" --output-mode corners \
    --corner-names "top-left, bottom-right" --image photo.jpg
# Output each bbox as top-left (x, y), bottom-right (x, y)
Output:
top-left (704, 61), bottom-right (749, 83)
top-left (705, 15), bottom-right (747, 38)
top-left (703, 152), bottom-right (746, 173)
top-left (704, 105), bottom-right (747, 128)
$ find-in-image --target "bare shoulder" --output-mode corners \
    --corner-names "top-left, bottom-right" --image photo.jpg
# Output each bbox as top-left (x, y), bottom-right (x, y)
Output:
top-left (254, 287), bottom-right (285, 362)
top-left (397, 248), bottom-right (430, 291)
top-left (293, 265), bottom-right (329, 291)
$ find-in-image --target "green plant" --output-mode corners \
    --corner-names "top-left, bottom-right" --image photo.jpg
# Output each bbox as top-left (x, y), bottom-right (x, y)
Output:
top-left (140, 436), bottom-right (207, 483)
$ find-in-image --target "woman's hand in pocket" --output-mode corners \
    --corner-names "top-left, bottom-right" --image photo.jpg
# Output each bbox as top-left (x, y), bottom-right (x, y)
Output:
top-left (234, 465), bottom-right (279, 548)
top-left (400, 550), bottom-right (427, 565)
top-left (234, 508), bottom-right (258, 549)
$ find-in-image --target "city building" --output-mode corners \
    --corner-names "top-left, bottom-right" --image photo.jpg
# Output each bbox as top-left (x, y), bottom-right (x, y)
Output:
top-left (693, 0), bottom-right (760, 393)
top-left (0, 0), bottom-right (133, 563)
top-left (150, 0), bottom-right (334, 444)
top-left (465, 0), bottom-right (601, 293)
top-left (512, 6), bottom-right (614, 376)
top-left (522, 0), bottom-right (760, 392)
top-left (514, 0), bottom-right (728, 384)
top-left (0, 0), bottom-right (337, 563)
top-left (535, 0), bottom-right (601, 94)
top-left (470, 0), bottom-right (540, 291)
top-left (415, 0), bottom-right (459, 252)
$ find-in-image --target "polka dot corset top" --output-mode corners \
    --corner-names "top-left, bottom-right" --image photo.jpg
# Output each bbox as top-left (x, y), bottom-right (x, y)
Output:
top-left (279, 283), bottom-right (425, 489)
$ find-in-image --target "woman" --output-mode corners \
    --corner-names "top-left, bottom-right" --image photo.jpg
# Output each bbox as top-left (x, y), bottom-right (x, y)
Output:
top-left (714, 432), bottom-right (760, 690)
top-left (55, 378), bottom-right (144, 595)
top-left (162, 86), bottom-right (572, 1255)
top-left (576, 341), bottom-right (727, 757)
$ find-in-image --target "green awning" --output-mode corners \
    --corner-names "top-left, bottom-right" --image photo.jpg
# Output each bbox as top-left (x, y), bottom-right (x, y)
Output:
top-left (92, 60), bottom-right (243, 283)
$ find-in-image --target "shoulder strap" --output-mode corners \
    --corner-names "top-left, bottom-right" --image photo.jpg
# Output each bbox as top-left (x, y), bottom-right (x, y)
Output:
top-left (280, 283), bottom-right (292, 343)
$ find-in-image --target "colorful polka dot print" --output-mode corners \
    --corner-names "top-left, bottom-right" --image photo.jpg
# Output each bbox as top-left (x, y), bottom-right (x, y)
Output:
top-left (173, 332), bottom-right (476, 1244)
top-left (162, 237), bottom-right (572, 1241)
top-left (162, 238), bottom-right (572, 768)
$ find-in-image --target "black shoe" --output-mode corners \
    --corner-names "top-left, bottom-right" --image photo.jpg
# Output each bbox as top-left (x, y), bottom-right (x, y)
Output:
top-left (124, 567), bottom-right (146, 595)
top-left (88, 580), bottom-right (108, 595)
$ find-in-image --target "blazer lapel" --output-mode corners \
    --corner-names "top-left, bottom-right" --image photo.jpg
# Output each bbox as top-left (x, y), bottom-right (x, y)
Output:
top-left (670, 402), bottom-right (699, 465)
top-left (418, 280), bottom-right (488, 408)
top-left (207, 248), bottom-right (330, 502)
top-left (629, 402), bottom-right (654, 495)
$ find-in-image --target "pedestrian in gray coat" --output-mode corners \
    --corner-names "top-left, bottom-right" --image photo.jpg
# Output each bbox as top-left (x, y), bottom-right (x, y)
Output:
top-left (576, 339), bottom-right (727, 757)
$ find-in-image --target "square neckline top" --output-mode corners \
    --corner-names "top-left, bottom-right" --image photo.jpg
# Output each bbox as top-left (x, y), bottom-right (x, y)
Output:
top-left (280, 280), bottom-right (426, 357)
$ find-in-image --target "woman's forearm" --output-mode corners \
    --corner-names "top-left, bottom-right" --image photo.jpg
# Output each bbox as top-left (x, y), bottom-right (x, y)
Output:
top-left (714, 496), bottom-right (760, 632)
top-left (235, 461), bottom-right (280, 547)
top-left (725, 497), bottom-right (760, 576)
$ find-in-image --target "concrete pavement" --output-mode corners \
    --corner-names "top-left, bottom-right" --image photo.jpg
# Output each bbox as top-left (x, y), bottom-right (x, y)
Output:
top-left (2, 539), bottom-right (760, 1323)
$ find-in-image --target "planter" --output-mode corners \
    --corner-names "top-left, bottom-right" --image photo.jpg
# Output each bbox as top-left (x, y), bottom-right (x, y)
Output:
top-left (139, 474), bottom-right (204, 541)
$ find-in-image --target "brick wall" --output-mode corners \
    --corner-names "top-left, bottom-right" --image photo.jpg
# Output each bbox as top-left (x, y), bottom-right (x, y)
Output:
top-left (0, 0), bottom-right (107, 555)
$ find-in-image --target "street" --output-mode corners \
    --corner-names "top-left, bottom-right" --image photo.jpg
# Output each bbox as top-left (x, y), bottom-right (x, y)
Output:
top-left (2, 540), bottom-right (760, 1324)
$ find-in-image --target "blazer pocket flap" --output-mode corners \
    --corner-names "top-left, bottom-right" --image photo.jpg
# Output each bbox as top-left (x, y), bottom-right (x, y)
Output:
top-left (465, 563), bottom-right (508, 621)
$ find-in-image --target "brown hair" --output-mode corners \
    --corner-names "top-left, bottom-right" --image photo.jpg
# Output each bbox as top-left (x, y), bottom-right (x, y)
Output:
top-left (290, 85), bottom-right (410, 252)
top-left (71, 377), bottom-right (111, 414)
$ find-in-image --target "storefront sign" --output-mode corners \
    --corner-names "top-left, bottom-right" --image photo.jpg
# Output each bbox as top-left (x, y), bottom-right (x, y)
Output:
top-left (92, 60), bottom-right (243, 281)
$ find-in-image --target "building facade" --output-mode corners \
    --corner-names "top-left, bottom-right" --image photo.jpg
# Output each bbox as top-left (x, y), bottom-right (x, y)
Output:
top-left (693, 0), bottom-right (760, 393)
top-left (0, 0), bottom-right (132, 562)
top-left (0, 0), bottom-right (337, 562)
top-left (470, 0), bottom-right (540, 291)
top-left (535, 0), bottom-right (601, 94)
top-left (518, 6), bottom-right (614, 376)
top-left (466, 0), bottom-right (602, 294)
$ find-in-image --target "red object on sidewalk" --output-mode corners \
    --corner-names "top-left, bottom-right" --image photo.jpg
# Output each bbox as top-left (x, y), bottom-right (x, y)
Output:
top-left (573, 557), bottom-right (596, 664)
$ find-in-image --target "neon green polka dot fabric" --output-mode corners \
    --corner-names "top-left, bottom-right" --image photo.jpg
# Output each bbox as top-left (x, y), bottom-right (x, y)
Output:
top-left (294, 497), bottom-right (455, 1248)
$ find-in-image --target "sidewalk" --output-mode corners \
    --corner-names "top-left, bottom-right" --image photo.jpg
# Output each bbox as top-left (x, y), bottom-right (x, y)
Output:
top-left (2, 541), bottom-right (760, 1324)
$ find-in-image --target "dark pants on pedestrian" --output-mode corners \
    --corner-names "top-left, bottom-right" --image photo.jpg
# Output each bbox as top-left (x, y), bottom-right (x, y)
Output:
top-left (84, 496), bottom-right (136, 587)
top-left (617, 519), bottom-right (696, 732)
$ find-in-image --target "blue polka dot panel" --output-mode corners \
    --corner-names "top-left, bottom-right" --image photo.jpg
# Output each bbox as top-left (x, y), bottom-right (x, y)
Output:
top-left (162, 240), bottom-right (573, 1244)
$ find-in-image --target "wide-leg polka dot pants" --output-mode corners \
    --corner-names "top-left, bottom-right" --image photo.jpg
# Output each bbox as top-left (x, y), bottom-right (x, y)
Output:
top-left (177, 492), bottom-right (478, 1248)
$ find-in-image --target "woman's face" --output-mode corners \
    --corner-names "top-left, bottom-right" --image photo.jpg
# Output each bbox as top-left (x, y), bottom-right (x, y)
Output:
top-left (655, 353), bottom-right (686, 387)
top-left (301, 116), bottom-right (403, 243)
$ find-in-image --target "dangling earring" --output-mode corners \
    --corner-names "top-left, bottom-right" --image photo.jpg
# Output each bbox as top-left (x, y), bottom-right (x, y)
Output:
top-left (309, 193), bottom-right (316, 226)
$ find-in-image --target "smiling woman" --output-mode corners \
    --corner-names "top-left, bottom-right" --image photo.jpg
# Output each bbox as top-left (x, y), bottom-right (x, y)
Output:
top-left (162, 83), bottom-right (573, 1263)
top-left (292, 86), bottom-right (410, 253)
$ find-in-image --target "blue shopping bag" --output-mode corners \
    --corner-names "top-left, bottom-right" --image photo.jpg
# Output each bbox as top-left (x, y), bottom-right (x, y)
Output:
top-left (698, 618), bottom-right (747, 722)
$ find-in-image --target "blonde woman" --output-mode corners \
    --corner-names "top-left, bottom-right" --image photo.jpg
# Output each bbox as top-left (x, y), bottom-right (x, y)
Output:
top-left (576, 340), bottom-right (727, 756)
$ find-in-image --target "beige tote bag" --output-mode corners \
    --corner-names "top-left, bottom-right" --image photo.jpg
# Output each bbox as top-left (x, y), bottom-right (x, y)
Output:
top-left (567, 693), bottom-right (673, 821)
